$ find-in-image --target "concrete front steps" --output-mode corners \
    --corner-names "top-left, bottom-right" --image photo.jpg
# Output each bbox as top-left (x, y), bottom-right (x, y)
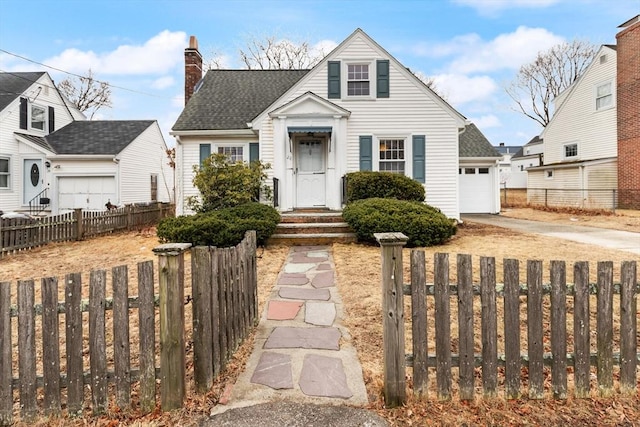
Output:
top-left (268, 210), bottom-right (357, 245)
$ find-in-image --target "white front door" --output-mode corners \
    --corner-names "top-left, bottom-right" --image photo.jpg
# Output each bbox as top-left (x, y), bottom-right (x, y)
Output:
top-left (23, 159), bottom-right (43, 205)
top-left (296, 139), bottom-right (326, 207)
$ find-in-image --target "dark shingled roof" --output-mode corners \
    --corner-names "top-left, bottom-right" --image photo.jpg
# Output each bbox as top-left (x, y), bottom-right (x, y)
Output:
top-left (172, 69), bottom-right (310, 131)
top-left (45, 120), bottom-right (154, 155)
top-left (459, 123), bottom-right (501, 158)
top-left (0, 72), bottom-right (46, 111)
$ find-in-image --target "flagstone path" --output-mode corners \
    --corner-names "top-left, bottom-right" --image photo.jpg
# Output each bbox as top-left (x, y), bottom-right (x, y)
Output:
top-left (212, 245), bottom-right (368, 414)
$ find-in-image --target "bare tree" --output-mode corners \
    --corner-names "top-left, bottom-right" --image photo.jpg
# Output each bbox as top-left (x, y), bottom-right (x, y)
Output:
top-left (57, 69), bottom-right (112, 119)
top-left (413, 71), bottom-right (446, 100)
top-left (237, 34), bottom-right (327, 70)
top-left (506, 39), bottom-right (597, 127)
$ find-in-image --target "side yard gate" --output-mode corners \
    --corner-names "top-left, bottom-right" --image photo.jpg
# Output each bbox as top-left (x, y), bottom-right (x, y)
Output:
top-left (0, 231), bottom-right (257, 425)
top-left (375, 233), bottom-right (639, 407)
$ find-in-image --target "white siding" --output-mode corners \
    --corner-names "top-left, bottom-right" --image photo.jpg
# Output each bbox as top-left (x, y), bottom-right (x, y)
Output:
top-left (542, 47), bottom-right (617, 166)
top-left (255, 32), bottom-right (463, 218)
top-left (0, 73), bottom-right (77, 213)
top-left (118, 122), bottom-right (172, 205)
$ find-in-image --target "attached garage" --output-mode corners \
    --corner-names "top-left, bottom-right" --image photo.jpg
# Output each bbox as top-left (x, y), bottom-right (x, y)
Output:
top-left (458, 124), bottom-right (502, 214)
top-left (459, 166), bottom-right (497, 213)
top-left (58, 176), bottom-right (117, 211)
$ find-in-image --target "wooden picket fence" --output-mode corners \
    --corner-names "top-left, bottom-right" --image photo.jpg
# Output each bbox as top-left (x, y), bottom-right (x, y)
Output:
top-left (0, 203), bottom-right (174, 258)
top-left (0, 231), bottom-right (257, 425)
top-left (375, 233), bottom-right (639, 407)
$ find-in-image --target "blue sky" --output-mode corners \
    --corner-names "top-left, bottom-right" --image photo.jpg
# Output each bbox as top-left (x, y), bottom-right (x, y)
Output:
top-left (1, 0), bottom-right (638, 146)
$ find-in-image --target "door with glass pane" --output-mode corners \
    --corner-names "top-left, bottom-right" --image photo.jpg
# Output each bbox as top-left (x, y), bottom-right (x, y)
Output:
top-left (295, 139), bottom-right (326, 207)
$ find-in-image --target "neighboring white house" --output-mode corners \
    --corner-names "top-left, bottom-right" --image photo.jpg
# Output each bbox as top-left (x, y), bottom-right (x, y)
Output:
top-left (172, 29), bottom-right (502, 219)
top-left (527, 45), bottom-right (618, 209)
top-left (495, 143), bottom-right (525, 189)
top-left (0, 71), bottom-right (173, 215)
top-left (504, 135), bottom-right (544, 189)
top-left (459, 124), bottom-right (501, 213)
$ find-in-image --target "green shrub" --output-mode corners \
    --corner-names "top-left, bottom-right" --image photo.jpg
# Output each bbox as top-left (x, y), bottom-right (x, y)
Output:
top-left (187, 153), bottom-right (272, 213)
top-left (342, 198), bottom-right (456, 247)
top-left (345, 171), bottom-right (425, 202)
top-left (157, 202), bottom-right (280, 247)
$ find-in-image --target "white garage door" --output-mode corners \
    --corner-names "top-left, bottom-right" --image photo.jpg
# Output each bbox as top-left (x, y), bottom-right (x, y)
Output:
top-left (459, 167), bottom-right (494, 213)
top-left (58, 176), bottom-right (117, 211)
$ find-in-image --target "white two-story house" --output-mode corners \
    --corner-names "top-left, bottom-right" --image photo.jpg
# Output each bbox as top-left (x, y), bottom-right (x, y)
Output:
top-left (527, 45), bottom-right (618, 209)
top-left (0, 71), bottom-right (173, 215)
top-left (172, 29), bottom-right (501, 219)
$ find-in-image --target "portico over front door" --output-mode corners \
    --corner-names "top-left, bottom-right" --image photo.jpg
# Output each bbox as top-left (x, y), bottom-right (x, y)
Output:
top-left (295, 138), bottom-right (326, 207)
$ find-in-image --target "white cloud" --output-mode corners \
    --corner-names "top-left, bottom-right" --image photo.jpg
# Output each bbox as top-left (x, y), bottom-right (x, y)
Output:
top-left (432, 74), bottom-right (498, 105)
top-left (469, 114), bottom-right (501, 129)
top-left (446, 27), bottom-right (565, 73)
top-left (43, 30), bottom-right (188, 75)
top-left (151, 76), bottom-right (175, 90)
top-left (452, 0), bottom-right (559, 15)
top-left (312, 39), bottom-right (338, 57)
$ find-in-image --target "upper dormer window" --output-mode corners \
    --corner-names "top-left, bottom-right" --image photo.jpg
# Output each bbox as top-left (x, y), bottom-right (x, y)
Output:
top-left (31, 104), bottom-right (46, 131)
top-left (347, 64), bottom-right (370, 96)
top-left (595, 82), bottom-right (613, 110)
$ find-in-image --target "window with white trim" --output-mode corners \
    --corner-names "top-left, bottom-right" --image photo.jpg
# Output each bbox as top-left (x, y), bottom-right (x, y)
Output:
top-left (218, 146), bottom-right (244, 163)
top-left (31, 104), bottom-right (46, 131)
top-left (347, 64), bottom-right (370, 96)
top-left (0, 157), bottom-right (9, 188)
top-left (564, 143), bottom-right (578, 159)
top-left (150, 174), bottom-right (158, 202)
top-left (378, 139), bottom-right (405, 174)
top-left (596, 82), bottom-right (613, 110)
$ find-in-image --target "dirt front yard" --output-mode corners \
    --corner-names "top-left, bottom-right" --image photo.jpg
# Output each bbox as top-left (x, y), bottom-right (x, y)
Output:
top-left (1, 208), bottom-right (638, 426)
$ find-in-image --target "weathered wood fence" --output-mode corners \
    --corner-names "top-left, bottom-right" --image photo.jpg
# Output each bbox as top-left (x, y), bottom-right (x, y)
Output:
top-left (376, 233), bottom-right (639, 407)
top-left (0, 231), bottom-right (257, 425)
top-left (0, 203), bottom-right (174, 257)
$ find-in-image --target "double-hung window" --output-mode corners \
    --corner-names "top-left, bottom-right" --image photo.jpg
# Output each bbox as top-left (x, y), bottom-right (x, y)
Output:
top-left (595, 82), bottom-right (612, 110)
top-left (379, 139), bottom-right (405, 174)
top-left (564, 143), bottom-right (578, 159)
top-left (31, 104), bottom-right (46, 131)
top-left (218, 146), bottom-right (244, 163)
top-left (0, 157), bottom-right (9, 188)
top-left (347, 64), bottom-right (370, 96)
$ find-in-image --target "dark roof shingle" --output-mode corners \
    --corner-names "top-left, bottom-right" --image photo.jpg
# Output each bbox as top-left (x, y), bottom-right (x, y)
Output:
top-left (0, 72), bottom-right (46, 111)
top-left (459, 123), bottom-right (501, 158)
top-left (172, 69), bottom-right (309, 131)
top-left (45, 120), bottom-right (154, 155)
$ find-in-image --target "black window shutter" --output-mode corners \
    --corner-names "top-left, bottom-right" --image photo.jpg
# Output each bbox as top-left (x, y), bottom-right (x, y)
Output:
top-left (328, 61), bottom-right (341, 99)
top-left (19, 97), bottom-right (27, 130)
top-left (376, 60), bottom-right (389, 98)
top-left (48, 106), bottom-right (55, 133)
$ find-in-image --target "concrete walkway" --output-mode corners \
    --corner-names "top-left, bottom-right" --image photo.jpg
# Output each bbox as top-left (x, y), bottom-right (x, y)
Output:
top-left (209, 245), bottom-right (372, 420)
top-left (462, 214), bottom-right (640, 255)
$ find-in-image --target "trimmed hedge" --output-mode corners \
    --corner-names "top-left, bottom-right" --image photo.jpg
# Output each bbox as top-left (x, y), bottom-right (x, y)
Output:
top-left (342, 198), bottom-right (456, 247)
top-left (157, 202), bottom-right (280, 247)
top-left (345, 171), bottom-right (425, 202)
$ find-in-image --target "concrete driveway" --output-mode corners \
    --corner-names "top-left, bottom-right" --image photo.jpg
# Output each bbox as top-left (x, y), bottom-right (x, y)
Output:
top-left (462, 214), bottom-right (640, 256)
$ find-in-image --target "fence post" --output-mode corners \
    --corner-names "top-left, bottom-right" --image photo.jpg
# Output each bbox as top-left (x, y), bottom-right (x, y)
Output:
top-left (153, 242), bottom-right (192, 411)
top-left (375, 232), bottom-right (408, 408)
top-left (74, 208), bottom-right (83, 240)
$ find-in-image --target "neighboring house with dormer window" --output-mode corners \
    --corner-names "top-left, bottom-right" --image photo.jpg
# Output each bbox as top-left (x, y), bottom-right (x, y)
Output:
top-left (527, 45), bottom-right (618, 208)
top-left (0, 71), bottom-right (172, 216)
top-left (172, 29), bottom-right (502, 219)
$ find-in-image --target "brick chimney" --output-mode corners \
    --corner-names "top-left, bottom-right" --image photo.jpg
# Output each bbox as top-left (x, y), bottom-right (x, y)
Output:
top-left (616, 15), bottom-right (640, 209)
top-left (184, 35), bottom-right (203, 106)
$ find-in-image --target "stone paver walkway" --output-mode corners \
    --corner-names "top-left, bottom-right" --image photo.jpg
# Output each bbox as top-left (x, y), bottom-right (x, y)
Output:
top-left (212, 246), bottom-right (368, 414)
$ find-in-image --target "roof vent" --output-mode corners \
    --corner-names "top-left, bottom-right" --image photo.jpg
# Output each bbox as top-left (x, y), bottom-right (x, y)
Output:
top-left (600, 54), bottom-right (607, 64)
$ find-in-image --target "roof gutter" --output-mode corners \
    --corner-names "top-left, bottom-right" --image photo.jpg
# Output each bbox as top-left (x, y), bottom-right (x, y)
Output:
top-left (169, 129), bottom-right (257, 137)
top-left (48, 154), bottom-right (116, 161)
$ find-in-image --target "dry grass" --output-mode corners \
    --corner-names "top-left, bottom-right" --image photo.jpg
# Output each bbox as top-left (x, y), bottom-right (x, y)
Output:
top-left (1, 210), bottom-right (638, 426)
top-left (333, 216), bottom-right (640, 426)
